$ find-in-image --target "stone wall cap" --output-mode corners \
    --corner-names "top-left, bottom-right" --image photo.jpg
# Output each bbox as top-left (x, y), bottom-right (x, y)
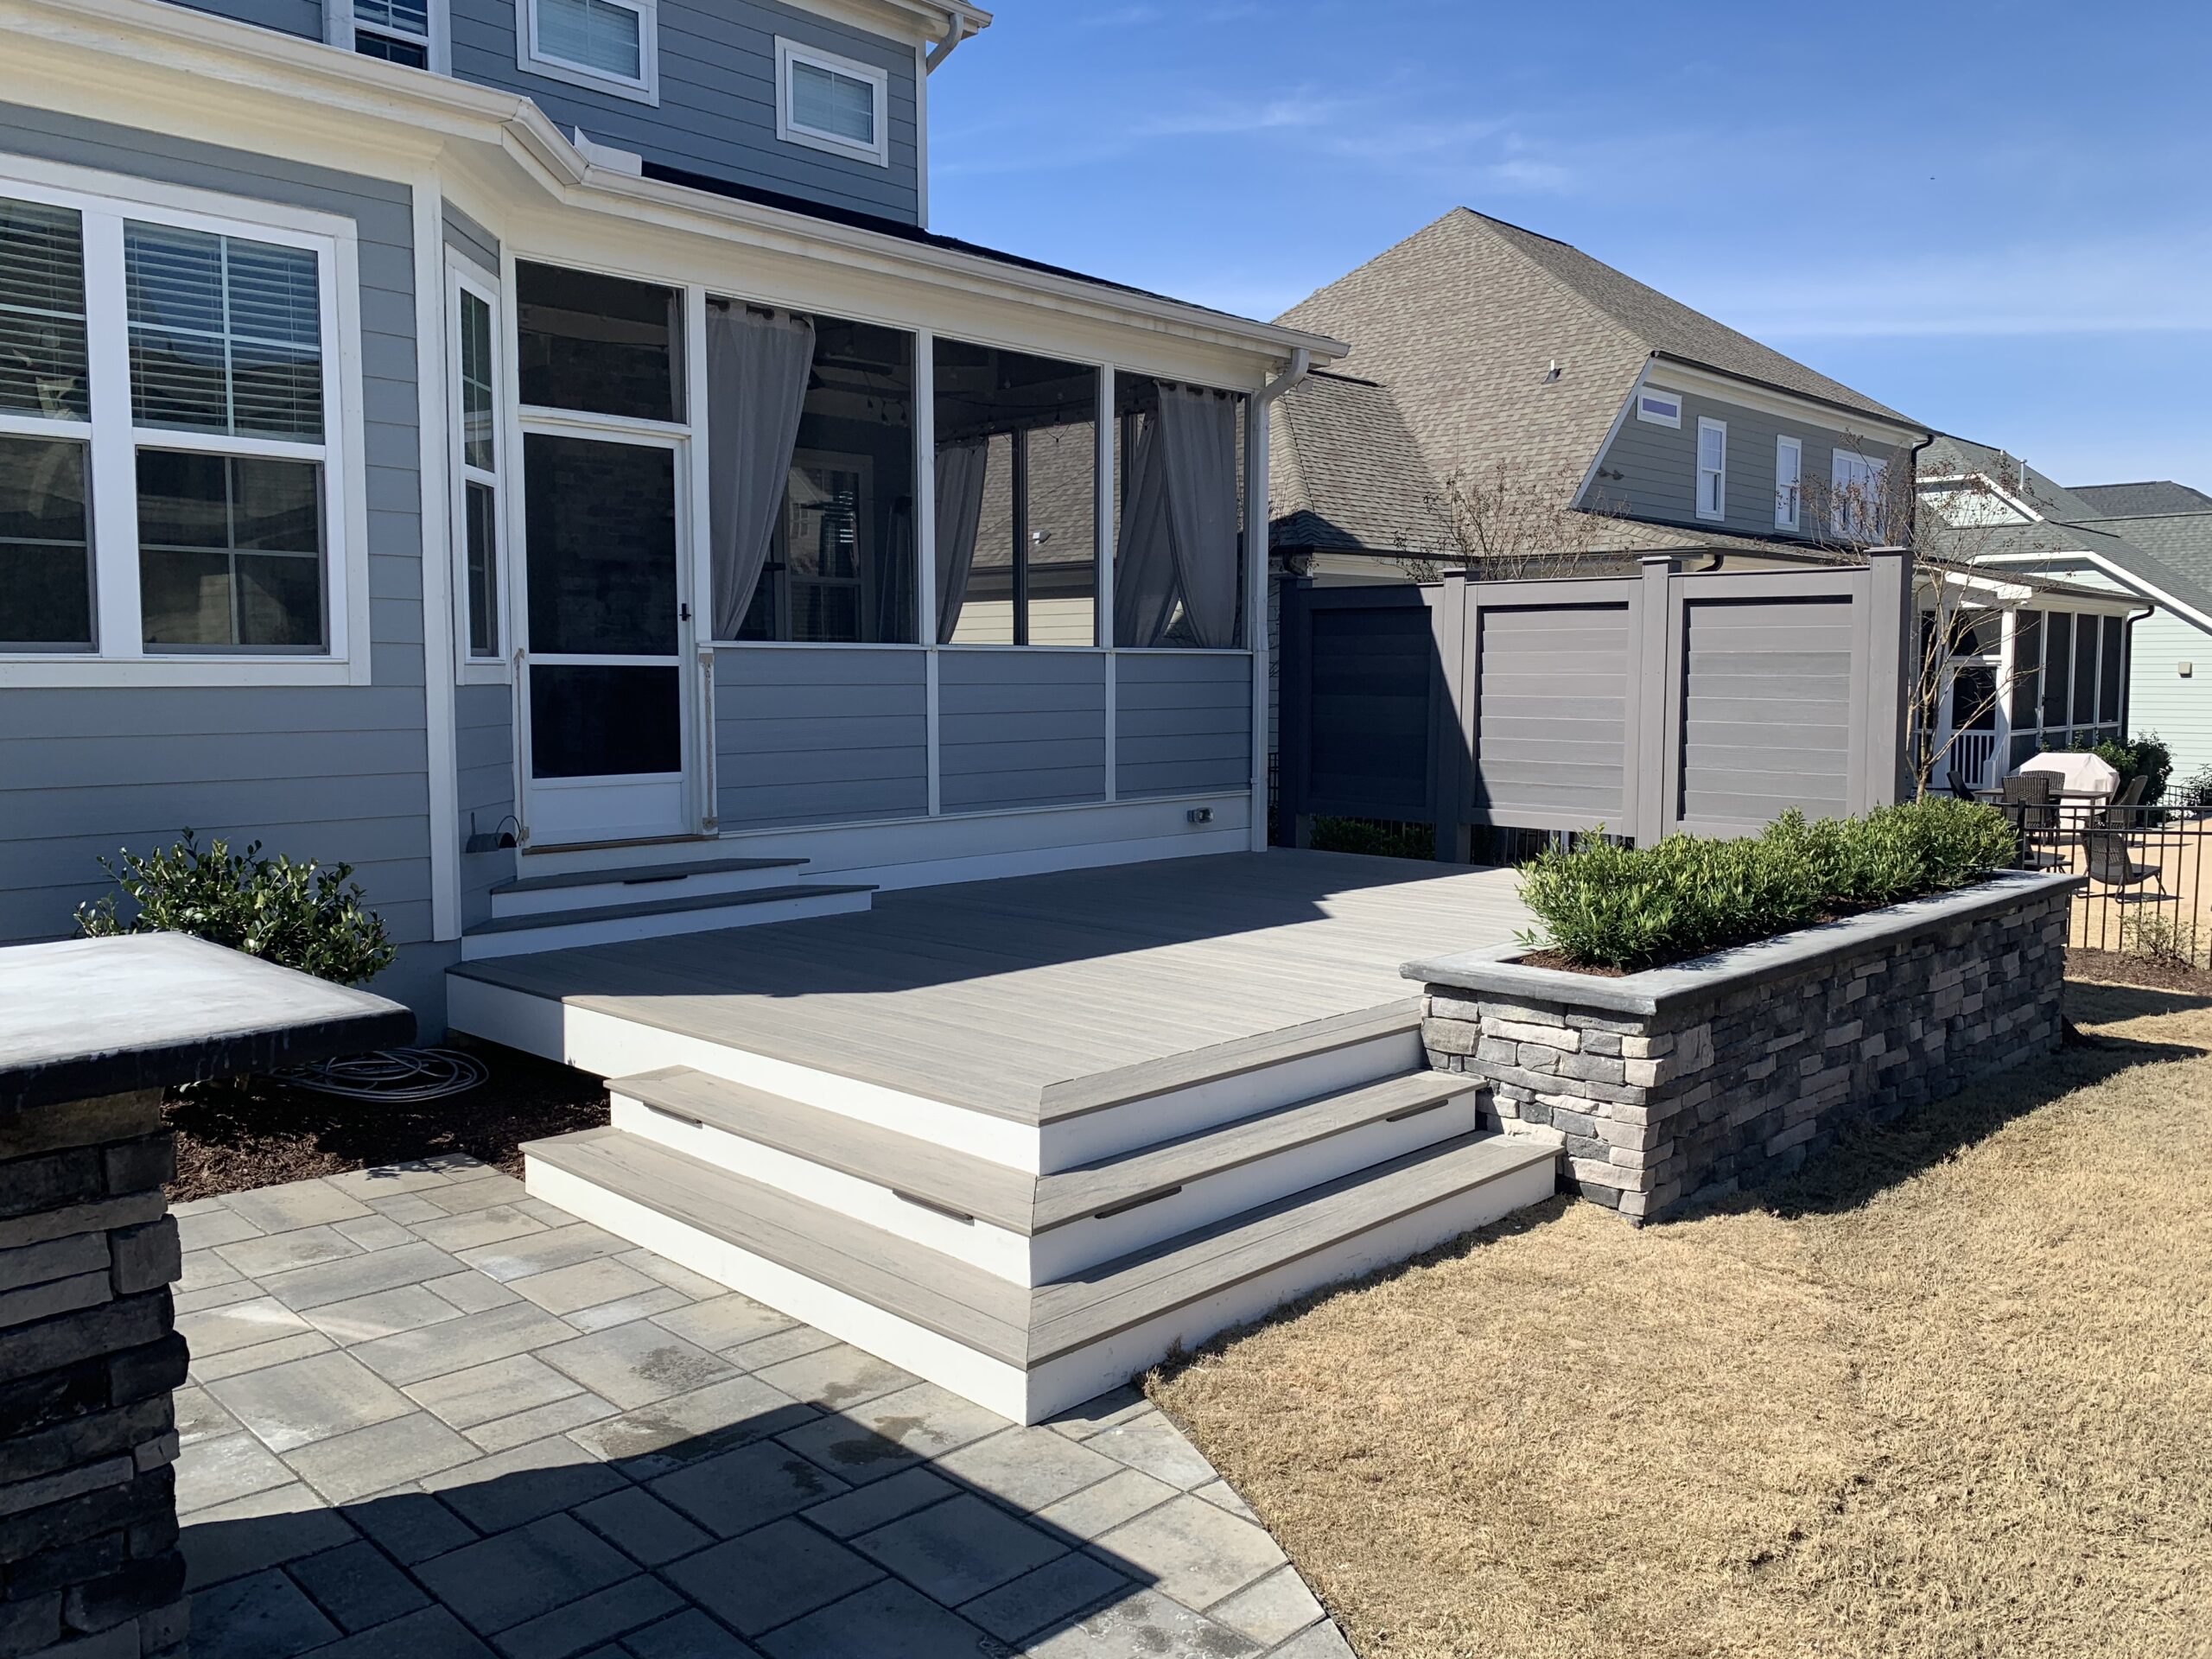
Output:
top-left (0, 934), bottom-right (415, 1113)
top-left (1402, 870), bottom-right (2086, 1019)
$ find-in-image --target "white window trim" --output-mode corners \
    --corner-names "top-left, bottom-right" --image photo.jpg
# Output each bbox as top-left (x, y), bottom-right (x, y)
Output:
top-left (0, 155), bottom-right (368, 690)
top-left (325, 0), bottom-right (451, 74)
top-left (1695, 416), bottom-right (1726, 523)
top-left (518, 0), bottom-right (660, 107)
top-left (776, 36), bottom-right (891, 168)
top-left (1830, 448), bottom-right (1885, 541)
top-left (1774, 433), bottom-right (1802, 532)
top-left (1634, 387), bottom-right (1681, 428)
top-left (448, 251), bottom-right (509, 685)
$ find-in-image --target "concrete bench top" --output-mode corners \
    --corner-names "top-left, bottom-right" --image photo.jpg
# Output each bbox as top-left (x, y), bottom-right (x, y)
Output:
top-left (0, 933), bottom-right (414, 1113)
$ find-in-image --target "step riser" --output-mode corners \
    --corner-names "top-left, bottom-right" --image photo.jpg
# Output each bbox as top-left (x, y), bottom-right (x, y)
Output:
top-left (492, 865), bottom-right (810, 920)
top-left (450, 982), bottom-right (1045, 1171)
top-left (525, 1145), bottom-right (1559, 1425)
top-left (1021, 1153), bottom-right (1559, 1421)
top-left (459, 888), bottom-right (874, 961)
top-left (611, 1095), bottom-right (1036, 1283)
top-left (615, 1088), bottom-right (1485, 1285)
top-left (1036, 1029), bottom-right (1427, 1173)
top-left (525, 1154), bottom-right (1034, 1421)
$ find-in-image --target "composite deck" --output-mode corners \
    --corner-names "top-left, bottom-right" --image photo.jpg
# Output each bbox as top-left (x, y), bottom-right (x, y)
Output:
top-left (452, 849), bottom-right (1529, 1114)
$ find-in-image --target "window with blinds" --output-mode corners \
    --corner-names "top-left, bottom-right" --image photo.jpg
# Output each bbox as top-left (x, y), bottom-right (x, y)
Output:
top-left (0, 181), bottom-right (341, 664)
top-left (776, 38), bottom-right (889, 166)
top-left (524, 0), bottom-right (653, 96)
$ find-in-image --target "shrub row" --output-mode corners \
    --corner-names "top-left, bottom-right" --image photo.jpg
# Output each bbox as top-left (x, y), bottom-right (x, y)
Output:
top-left (1516, 798), bottom-right (2019, 972)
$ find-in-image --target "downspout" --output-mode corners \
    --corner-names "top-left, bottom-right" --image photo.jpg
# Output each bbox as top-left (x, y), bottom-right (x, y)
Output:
top-left (925, 16), bottom-right (974, 71)
top-left (1258, 346), bottom-right (1312, 407)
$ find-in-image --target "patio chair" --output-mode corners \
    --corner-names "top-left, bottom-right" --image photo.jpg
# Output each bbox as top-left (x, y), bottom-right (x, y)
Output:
top-left (1999, 772), bottom-right (2067, 870)
top-left (2082, 824), bottom-right (2176, 900)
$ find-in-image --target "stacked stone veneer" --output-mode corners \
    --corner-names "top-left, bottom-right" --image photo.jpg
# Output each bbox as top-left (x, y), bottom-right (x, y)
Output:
top-left (1419, 875), bottom-right (2077, 1223)
top-left (1, 1090), bottom-right (188, 1659)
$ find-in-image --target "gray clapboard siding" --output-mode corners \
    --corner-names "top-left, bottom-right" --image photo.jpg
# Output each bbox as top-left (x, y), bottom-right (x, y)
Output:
top-left (161, 0), bottom-right (324, 40)
top-left (448, 0), bottom-right (921, 224)
top-left (1116, 652), bottom-right (1252, 800)
top-left (939, 652), bottom-right (1107, 813)
top-left (1677, 596), bottom-right (1855, 824)
top-left (442, 198), bottom-right (499, 271)
top-left (1592, 385), bottom-right (1897, 541)
top-left (1474, 604), bottom-right (1630, 820)
top-left (714, 646), bottom-right (928, 829)
top-left (456, 683), bottom-right (518, 927)
top-left (0, 107), bottom-right (435, 959)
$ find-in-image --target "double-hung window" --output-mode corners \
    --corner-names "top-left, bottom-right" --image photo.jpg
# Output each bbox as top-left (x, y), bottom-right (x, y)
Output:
top-left (0, 167), bottom-right (355, 679)
top-left (776, 38), bottom-right (890, 167)
top-left (1774, 434), bottom-right (1802, 531)
top-left (450, 264), bottom-right (503, 667)
top-left (346, 0), bottom-right (434, 67)
top-left (1831, 449), bottom-right (1885, 542)
top-left (521, 0), bottom-right (658, 103)
top-left (1695, 417), bottom-right (1726, 522)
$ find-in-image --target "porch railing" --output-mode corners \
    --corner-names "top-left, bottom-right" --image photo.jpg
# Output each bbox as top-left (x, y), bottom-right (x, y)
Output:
top-left (1944, 730), bottom-right (2000, 792)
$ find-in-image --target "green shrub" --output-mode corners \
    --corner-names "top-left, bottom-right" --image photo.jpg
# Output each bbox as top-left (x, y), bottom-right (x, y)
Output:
top-left (1516, 798), bottom-right (2018, 972)
top-left (1308, 817), bottom-right (1435, 861)
top-left (76, 830), bottom-right (396, 986)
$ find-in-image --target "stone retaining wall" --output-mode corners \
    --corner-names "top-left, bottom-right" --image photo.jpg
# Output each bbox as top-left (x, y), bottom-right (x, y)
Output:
top-left (1412, 873), bottom-right (2079, 1223)
top-left (1, 1090), bottom-right (188, 1659)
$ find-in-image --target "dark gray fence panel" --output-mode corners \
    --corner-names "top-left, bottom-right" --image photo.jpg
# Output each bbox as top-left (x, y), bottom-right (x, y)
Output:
top-left (1300, 593), bottom-right (1437, 821)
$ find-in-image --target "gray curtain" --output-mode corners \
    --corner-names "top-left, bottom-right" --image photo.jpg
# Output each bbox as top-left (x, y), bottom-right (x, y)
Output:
top-left (1155, 382), bottom-right (1242, 648)
top-left (707, 305), bottom-right (815, 640)
top-left (933, 439), bottom-right (988, 644)
top-left (1112, 413), bottom-right (1179, 647)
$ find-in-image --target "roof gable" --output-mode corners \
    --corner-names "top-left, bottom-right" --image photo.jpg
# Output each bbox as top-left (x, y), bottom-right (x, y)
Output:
top-left (2067, 480), bottom-right (2212, 517)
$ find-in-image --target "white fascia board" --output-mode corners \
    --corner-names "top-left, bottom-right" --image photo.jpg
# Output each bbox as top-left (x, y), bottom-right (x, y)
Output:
top-left (1651, 357), bottom-right (1925, 450)
top-left (0, 0), bottom-right (1330, 375)
top-left (783, 0), bottom-right (989, 48)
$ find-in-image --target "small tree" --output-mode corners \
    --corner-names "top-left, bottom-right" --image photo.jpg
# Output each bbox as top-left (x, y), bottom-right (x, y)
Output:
top-left (1414, 460), bottom-right (1623, 582)
top-left (77, 830), bottom-right (396, 986)
top-left (1802, 443), bottom-right (2076, 798)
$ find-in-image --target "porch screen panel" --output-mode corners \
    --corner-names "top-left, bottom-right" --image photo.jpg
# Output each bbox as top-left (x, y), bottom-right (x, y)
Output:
top-left (524, 434), bottom-right (676, 656)
top-left (2010, 610), bottom-right (2042, 728)
top-left (2099, 616), bottom-right (2124, 727)
top-left (1677, 595), bottom-right (1853, 829)
top-left (1473, 603), bottom-right (1629, 825)
top-left (2042, 613), bottom-right (2071, 732)
top-left (2072, 613), bottom-right (2098, 728)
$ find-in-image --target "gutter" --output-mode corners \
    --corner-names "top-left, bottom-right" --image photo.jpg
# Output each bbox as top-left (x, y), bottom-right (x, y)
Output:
top-left (925, 11), bottom-right (981, 70)
top-left (1257, 347), bottom-right (1313, 406)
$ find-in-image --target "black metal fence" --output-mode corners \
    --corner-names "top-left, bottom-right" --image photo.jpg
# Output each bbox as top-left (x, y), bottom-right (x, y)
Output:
top-left (2009, 800), bottom-right (2212, 969)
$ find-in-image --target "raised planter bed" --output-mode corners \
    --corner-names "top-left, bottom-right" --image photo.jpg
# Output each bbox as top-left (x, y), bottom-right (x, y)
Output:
top-left (1403, 870), bottom-right (2085, 1222)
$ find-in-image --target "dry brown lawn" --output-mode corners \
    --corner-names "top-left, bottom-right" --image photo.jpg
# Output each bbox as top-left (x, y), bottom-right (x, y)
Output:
top-left (1148, 978), bottom-right (2212, 1659)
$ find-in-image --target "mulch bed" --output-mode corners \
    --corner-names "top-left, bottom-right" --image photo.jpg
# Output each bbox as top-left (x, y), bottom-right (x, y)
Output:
top-left (2066, 947), bottom-right (2212, 995)
top-left (166, 1039), bottom-right (608, 1203)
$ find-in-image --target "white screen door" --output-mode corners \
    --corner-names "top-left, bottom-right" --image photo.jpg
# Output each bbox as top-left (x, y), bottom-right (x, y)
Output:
top-left (518, 428), bottom-right (692, 845)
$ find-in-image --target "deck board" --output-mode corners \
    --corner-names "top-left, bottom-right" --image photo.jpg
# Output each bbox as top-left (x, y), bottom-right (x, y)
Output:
top-left (454, 850), bottom-right (1531, 1112)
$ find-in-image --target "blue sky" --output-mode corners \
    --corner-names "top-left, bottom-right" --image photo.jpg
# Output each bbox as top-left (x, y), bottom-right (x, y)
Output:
top-left (927, 2), bottom-right (2212, 493)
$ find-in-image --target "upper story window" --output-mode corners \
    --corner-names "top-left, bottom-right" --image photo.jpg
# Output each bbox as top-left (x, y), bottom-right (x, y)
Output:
top-left (520, 0), bottom-right (659, 105)
top-left (1695, 417), bottom-right (1726, 522)
top-left (1634, 387), bottom-right (1681, 428)
top-left (776, 38), bottom-right (890, 168)
top-left (0, 172), bottom-right (353, 674)
top-left (1774, 435), bottom-right (1802, 531)
top-left (350, 0), bottom-right (432, 67)
top-left (1831, 449), bottom-right (1886, 542)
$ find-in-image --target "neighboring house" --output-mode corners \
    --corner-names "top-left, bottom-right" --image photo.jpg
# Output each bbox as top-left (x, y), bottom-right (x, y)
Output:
top-left (0, 0), bottom-right (1343, 1026)
top-left (2065, 480), bottom-right (2212, 784)
top-left (1268, 207), bottom-right (1931, 577)
top-left (1915, 437), bottom-right (2209, 785)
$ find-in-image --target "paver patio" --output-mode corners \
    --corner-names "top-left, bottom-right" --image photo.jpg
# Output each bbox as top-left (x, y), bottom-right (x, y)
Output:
top-left (173, 1159), bottom-right (1351, 1658)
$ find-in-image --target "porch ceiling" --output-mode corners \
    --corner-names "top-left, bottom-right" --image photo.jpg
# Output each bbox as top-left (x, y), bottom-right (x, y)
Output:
top-left (452, 850), bottom-right (1529, 1114)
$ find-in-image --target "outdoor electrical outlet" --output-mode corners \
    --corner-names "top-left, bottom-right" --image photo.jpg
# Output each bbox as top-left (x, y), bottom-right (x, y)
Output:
top-left (1187, 807), bottom-right (1214, 824)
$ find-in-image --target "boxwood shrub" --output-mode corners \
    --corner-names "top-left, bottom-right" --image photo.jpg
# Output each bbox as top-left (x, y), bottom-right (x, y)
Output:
top-left (1516, 798), bottom-right (2019, 972)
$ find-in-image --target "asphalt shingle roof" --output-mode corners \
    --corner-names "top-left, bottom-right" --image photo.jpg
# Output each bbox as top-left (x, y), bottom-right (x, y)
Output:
top-left (1270, 372), bottom-right (1454, 556)
top-left (2067, 480), bottom-right (2212, 517)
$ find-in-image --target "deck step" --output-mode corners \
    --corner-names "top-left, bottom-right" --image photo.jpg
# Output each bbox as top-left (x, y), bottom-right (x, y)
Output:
top-left (522, 1122), bottom-right (1557, 1422)
top-left (490, 855), bottom-right (814, 920)
top-left (461, 884), bottom-right (874, 961)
